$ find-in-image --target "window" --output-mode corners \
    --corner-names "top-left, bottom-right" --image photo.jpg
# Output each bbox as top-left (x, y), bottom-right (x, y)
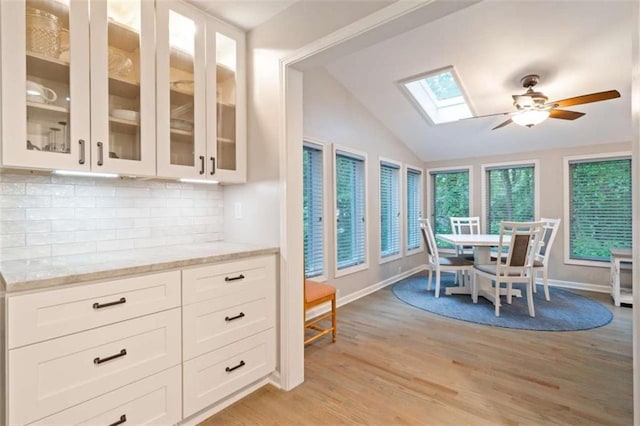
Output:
top-left (334, 147), bottom-right (367, 274)
top-left (485, 163), bottom-right (536, 234)
top-left (430, 169), bottom-right (469, 246)
top-left (406, 167), bottom-right (423, 252)
top-left (380, 160), bottom-right (401, 260)
top-left (567, 155), bottom-right (631, 262)
top-left (400, 67), bottom-right (473, 124)
top-left (303, 144), bottom-right (324, 278)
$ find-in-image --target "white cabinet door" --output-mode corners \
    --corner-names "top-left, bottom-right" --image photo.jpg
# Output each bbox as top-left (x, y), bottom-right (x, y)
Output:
top-left (205, 19), bottom-right (246, 183)
top-left (156, 0), bottom-right (207, 179)
top-left (89, 0), bottom-right (156, 176)
top-left (1, 0), bottom-right (91, 171)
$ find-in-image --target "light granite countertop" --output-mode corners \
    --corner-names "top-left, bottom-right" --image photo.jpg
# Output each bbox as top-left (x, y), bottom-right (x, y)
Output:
top-left (0, 241), bottom-right (279, 293)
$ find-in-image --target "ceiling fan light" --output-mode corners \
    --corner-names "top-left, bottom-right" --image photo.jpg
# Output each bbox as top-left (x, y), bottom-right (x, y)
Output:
top-left (512, 110), bottom-right (550, 127)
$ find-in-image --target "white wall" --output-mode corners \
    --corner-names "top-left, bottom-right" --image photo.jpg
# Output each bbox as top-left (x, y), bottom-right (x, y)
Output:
top-left (223, 1), bottom-right (392, 246)
top-left (0, 171), bottom-right (223, 262)
top-left (424, 140), bottom-right (631, 287)
top-left (303, 67), bottom-right (424, 297)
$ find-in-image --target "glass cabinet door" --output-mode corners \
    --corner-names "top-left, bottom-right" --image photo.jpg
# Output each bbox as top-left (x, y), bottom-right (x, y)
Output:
top-left (206, 23), bottom-right (246, 182)
top-left (156, 1), bottom-right (206, 179)
top-left (90, 0), bottom-right (155, 176)
top-left (1, 0), bottom-right (91, 171)
top-left (215, 33), bottom-right (237, 173)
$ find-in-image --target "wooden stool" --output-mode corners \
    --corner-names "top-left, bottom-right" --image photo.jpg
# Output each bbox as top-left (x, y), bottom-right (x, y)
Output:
top-left (304, 279), bottom-right (337, 345)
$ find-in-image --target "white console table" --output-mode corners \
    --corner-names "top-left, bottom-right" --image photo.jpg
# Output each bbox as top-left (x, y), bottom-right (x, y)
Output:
top-left (610, 248), bottom-right (633, 307)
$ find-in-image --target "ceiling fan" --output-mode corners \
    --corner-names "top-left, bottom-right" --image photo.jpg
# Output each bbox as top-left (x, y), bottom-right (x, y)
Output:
top-left (471, 74), bottom-right (620, 130)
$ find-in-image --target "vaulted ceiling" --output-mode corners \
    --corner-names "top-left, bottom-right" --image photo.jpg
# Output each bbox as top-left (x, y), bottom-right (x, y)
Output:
top-left (323, 0), bottom-right (632, 161)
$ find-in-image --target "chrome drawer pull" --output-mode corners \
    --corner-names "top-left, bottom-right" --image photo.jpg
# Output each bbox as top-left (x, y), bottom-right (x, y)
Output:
top-left (224, 274), bottom-right (245, 282)
top-left (225, 360), bottom-right (246, 373)
top-left (94, 349), bottom-right (127, 365)
top-left (108, 415), bottom-right (127, 426)
top-left (225, 312), bottom-right (245, 322)
top-left (93, 297), bottom-right (126, 309)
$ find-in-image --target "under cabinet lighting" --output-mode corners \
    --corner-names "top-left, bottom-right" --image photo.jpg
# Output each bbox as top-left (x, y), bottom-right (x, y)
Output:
top-left (179, 178), bottom-right (219, 185)
top-left (53, 170), bottom-right (119, 178)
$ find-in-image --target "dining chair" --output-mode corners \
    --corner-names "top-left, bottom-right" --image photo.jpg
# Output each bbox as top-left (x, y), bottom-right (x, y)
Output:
top-left (304, 277), bottom-right (337, 346)
top-left (419, 218), bottom-right (474, 298)
top-left (532, 218), bottom-right (561, 301)
top-left (472, 221), bottom-right (544, 317)
top-left (449, 216), bottom-right (481, 260)
top-left (450, 216), bottom-right (481, 285)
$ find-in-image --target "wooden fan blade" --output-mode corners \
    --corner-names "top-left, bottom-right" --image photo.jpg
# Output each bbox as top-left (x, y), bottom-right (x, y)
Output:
top-left (492, 119), bottom-right (513, 130)
top-left (549, 90), bottom-right (620, 108)
top-left (549, 109), bottom-right (586, 120)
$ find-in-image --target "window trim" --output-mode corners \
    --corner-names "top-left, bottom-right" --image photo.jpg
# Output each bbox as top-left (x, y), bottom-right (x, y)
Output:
top-left (563, 151), bottom-right (632, 268)
top-left (333, 144), bottom-right (369, 278)
top-left (480, 160), bottom-right (540, 234)
top-left (427, 165), bottom-right (474, 252)
top-left (378, 157), bottom-right (403, 265)
top-left (405, 163), bottom-right (425, 256)
top-left (303, 137), bottom-right (330, 282)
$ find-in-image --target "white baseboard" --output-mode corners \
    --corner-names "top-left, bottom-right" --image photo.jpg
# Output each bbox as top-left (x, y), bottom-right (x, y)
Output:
top-left (306, 265), bottom-right (426, 320)
top-left (541, 278), bottom-right (610, 294)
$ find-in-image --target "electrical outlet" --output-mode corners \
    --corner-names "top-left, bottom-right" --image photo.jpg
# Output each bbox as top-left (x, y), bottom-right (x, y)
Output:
top-left (234, 202), bottom-right (242, 219)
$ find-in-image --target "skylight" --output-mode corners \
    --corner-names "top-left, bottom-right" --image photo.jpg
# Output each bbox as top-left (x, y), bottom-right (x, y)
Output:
top-left (401, 67), bottom-right (473, 124)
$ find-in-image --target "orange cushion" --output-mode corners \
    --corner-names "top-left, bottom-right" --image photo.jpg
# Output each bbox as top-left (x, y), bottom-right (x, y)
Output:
top-left (305, 280), bottom-right (336, 303)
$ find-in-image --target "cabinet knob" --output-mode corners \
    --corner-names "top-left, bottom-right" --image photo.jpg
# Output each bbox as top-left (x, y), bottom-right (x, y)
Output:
top-left (199, 155), bottom-right (205, 175)
top-left (210, 157), bottom-right (216, 175)
top-left (97, 142), bottom-right (104, 166)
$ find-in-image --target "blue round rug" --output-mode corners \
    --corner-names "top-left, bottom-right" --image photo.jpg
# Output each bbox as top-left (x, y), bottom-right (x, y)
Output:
top-left (392, 273), bottom-right (613, 331)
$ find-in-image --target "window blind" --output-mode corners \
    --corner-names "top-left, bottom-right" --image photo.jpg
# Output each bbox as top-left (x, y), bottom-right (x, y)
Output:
top-left (486, 165), bottom-right (534, 234)
top-left (303, 145), bottom-right (324, 277)
top-left (406, 168), bottom-right (422, 251)
top-left (431, 170), bottom-right (469, 246)
top-left (335, 151), bottom-right (366, 270)
top-left (569, 157), bottom-right (631, 261)
top-left (380, 162), bottom-right (400, 258)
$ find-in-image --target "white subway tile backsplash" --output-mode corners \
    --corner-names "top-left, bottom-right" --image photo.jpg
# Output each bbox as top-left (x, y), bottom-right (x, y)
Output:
top-left (0, 245), bottom-right (51, 261)
top-left (0, 172), bottom-right (224, 261)
top-left (52, 197), bottom-right (95, 208)
top-left (1, 183), bottom-right (26, 194)
top-left (1, 234), bottom-right (25, 248)
top-left (0, 209), bottom-right (26, 220)
top-left (0, 195), bottom-right (51, 208)
top-left (76, 185), bottom-right (116, 197)
top-left (27, 183), bottom-right (75, 197)
top-left (26, 207), bottom-right (75, 220)
top-left (52, 241), bottom-right (97, 256)
top-left (96, 239), bottom-right (135, 252)
top-left (0, 220), bottom-right (50, 234)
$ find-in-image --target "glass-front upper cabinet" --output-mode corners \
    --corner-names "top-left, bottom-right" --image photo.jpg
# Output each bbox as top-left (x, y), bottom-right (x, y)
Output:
top-left (206, 22), bottom-right (246, 183)
top-left (1, 0), bottom-right (90, 171)
top-left (156, 1), bottom-right (207, 179)
top-left (89, 0), bottom-right (155, 176)
top-left (0, 0), bottom-right (155, 176)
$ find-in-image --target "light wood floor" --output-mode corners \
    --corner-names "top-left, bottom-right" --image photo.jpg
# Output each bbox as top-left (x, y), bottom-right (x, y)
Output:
top-left (201, 280), bottom-right (633, 425)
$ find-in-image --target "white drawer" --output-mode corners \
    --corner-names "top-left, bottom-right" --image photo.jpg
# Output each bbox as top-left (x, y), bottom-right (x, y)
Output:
top-left (8, 270), bottom-right (181, 349)
top-left (182, 255), bottom-right (276, 306)
top-left (183, 287), bottom-right (274, 360)
top-left (9, 309), bottom-right (182, 425)
top-left (28, 366), bottom-right (182, 426)
top-left (183, 328), bottom-right (275, 418)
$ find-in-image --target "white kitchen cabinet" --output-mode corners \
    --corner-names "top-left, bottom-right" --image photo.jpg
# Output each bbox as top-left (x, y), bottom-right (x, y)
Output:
top-left (156, 1), bottom-right (246, 183)
top-left (0, 0), bottom-right (157, 176)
